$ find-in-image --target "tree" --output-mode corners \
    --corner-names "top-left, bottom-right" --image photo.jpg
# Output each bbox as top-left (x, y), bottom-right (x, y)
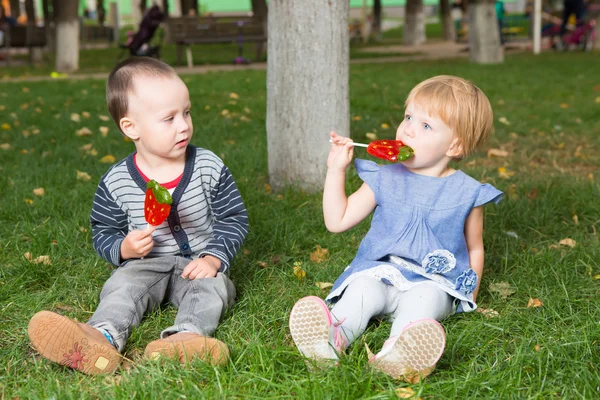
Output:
top-left (468, 0), bottom-right (503, 63)
top-left (251, 0), bottom-right (268, 35)
top-left (9, 0), bottom-right (20, 21)
top-left (371, 0), bottom-right (382, 41)
top-left (266, 0), bottom-right (349, 192)
top-left (97, 0), bottom-right (106, 25)
top-left (404, 0), bottom-right (425, 45)
top-left (53, 0), bottom-right (80, 73)
top-left (439, 0), bottom-right (456, 41)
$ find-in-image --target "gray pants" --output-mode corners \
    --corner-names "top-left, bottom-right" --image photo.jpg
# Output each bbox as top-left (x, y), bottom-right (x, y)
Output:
top-left (331, 276), bottom-right (454, 345)
top-left (88, 256), bottom-right (236, 352)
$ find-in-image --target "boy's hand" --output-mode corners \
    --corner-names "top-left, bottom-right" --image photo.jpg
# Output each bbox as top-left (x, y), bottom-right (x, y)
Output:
top-left (182, 255), bottom-right (221, 280)
top-left (327, 131), bottom-right (354, 171)
top-left (120, 225), bottom-right (155, 260)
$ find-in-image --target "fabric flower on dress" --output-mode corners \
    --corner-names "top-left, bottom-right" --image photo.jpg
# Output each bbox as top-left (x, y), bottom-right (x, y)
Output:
top-left (422, 249), bottom-right (456, 274)
top-left (455, 269), bottom-right (478, 294)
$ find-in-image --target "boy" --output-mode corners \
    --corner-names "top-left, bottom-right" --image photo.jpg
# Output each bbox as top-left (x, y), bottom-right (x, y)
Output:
top-left (28, 57), bottom-right (248, 375)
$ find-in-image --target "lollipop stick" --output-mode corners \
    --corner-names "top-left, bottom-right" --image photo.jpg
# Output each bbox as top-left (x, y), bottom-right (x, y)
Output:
top-left (328, 139), bottom-right (368, 148)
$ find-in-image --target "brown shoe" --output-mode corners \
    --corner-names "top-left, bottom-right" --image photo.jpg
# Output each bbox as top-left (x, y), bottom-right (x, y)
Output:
top-left (28, 311), bottom-right (122, 375)
top-left (144, 332), bottom-right (229, 366)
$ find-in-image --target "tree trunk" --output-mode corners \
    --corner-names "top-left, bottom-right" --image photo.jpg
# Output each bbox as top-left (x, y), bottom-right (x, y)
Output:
top-left (266, 0), bottom-right (349, 192)
top-left (371, 0), bottom-right (382, 41)
top-left (404, 0), bottom-right (425, 45)
top-left (468, 0), bottom-right (503, 63)
top-left (439, 0), bottom-right (456, 41)
top-left (54, 0), bottom-right (79, 73)
top-left (251, 0), bottom-right (268, 35)
top-left (162, 0), bottom-right (169, 18)
top-left (97, 0), bottom-right (106, 25)
top-left (9, 0), bottom-right (20, 20)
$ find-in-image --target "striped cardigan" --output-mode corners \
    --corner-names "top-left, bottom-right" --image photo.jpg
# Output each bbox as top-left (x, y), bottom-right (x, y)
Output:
top-left (90, 145), bottom-right (248, 272)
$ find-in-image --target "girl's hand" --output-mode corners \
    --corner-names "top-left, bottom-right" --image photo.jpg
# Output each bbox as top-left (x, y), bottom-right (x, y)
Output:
top-left (327, 131), bottom-right (354, 171)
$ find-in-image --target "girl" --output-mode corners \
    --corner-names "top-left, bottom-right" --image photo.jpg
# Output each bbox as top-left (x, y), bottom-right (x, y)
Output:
top-left (289, 75), bottom-right (503, 381)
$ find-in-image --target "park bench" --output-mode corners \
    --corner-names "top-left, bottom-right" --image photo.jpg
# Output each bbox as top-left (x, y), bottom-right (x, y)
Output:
top-left (0, 24), bottom-right (47, 66)
top-left (79, 24), bottom-right (115, 48)
top-left (165, 16), bottom-right (266, 67)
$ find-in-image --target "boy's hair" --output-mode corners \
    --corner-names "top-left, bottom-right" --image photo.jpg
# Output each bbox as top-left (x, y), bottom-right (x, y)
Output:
top-left (106, 57), bottom-right (178, 133)
top-left (405, 75), bottom-right (493, 159)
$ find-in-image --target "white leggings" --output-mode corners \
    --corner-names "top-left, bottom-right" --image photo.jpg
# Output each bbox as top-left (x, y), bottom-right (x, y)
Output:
top-left (331, 276), bottom-right (454, 345)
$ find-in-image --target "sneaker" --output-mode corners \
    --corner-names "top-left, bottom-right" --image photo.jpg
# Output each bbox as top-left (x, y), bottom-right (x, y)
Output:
top-left (368, 318), bottom-right (445, 382)
top-left (144, 332), bottom-right (229, 366)
top-left (288, 296), bottom-right (346, 362)
top-left (27, 311), bottom-right (122, 375)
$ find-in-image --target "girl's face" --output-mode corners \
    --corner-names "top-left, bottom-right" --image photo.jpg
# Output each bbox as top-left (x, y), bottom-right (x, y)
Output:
top-left (395, 101), bottom-right (460, 177)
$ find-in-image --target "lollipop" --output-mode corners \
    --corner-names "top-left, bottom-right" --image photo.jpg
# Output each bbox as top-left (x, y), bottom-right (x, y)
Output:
top-left (144, 180), bottom-right (172, 226)
top-left (331, 139), bottom-right (414, 162)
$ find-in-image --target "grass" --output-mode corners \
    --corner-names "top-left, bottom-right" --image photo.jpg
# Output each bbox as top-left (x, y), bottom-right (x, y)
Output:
top-left (1, 51), bottom-right (600, 398)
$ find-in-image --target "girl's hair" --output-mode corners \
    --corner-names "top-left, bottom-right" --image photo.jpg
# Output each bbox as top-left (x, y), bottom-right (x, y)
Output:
top-left (106, 57), bottom-right (177, 133)
top-left (405, 75), bottom-right (493, 159)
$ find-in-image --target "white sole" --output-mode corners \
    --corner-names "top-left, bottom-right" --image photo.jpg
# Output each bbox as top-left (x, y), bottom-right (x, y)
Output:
top-left (289, 296), bottom-right (337, 361)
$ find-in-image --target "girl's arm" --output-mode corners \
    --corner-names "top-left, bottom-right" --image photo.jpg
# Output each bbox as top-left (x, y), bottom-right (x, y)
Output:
top-left (323, 132), bottom-right (376, 233)
top-left (464, 206), bottom-right (484, 301)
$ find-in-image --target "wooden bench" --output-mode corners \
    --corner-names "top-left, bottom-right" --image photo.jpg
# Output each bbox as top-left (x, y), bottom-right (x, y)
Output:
top-left (0, 24), bottom-right (47, 65)
top-left (80, 24), bottom-right (115, 48)
top-left (166, 16), bottom-right (266, 67)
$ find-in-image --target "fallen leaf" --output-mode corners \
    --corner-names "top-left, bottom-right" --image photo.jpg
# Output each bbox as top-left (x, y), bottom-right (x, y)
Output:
top-left (498, 167), bottom-right (515, 179)
top-left (221, 109), bottom-right (230, 116)
top-left (264, 183), bottom-right (272, 194)
top-left (527, 188), bottom-right (538, 199)
top-left (229, 92), bottom-right (239, 99)
top-left (33, 255), bottom-right (51, 265)
top-left (595, 96), bottom-right (600, 104)
top-left (310, 245), bottom-right (329, 263)
top-left (365, 132), bottom-right (377, 140)
top-left (79, 143), bottom-right (94, 152)
top-left (70, 113), bottom-right (81, 122)
top-left (560, 103), bottom-right (569, 109)
top-left (558, 238), bottom-right (576, 247)
top-left (239, 115), bottom-right (251, 122)
top-left (244, 107), bottom-right (251, 114)
top-left (498, 117), bottom-right (510, 125)
top-left (22, 87), bottom-right (30, 92)
top-left (381, 123), bottom-right (390, 129)
top-left (395, 387), bottom-right (418, 399)
top-left (593, 274), bottom-right (600, 280)
top-left (527, 298), bottom-right (544, 308)
top-left (76, 170), bottom-right (91, 182)
top-left (489, 281), bottom-right (516, 299)
top-left (315, 282), bottom-right (333, 290)
top-left (352, 115), bottom-right (362, 121)
top-left (572, 214), bottom-right (578, 225)
top-left (19, 103), bottom-right (29, 110)
top-left (534, 344), bottom-right (541, 352)
top-left (79, 227), bottom-right (88, 233)
top-left (497, 99), bottom-right (505, 105)
top-left (204, 105), bottom-right (211, 110)
top-left (257, 261), bottom-right (268, 268)
top-left (98, 115), bottom-right (110, 121)
top-left (1, 123), bottom-right (11, 130)
top-left (242, 249), bottom-right (251, 255)
top-left (293, 262), bottom-right (306, 280)
top-left (24, 252), bottom-right (33, 261)
top-left (476, 308), bottom-right (499, 318)
top-left (99, 155), bottom-right (116, 164)
top-left (75, 127), bottom-right (92, 136)
top-left (24, 198), bottom-right (34, 205)
top-left (487, 148), bottom-right (509, 158)
top-left (99, 126), bottom-right (110, 137)
top-left (504, 231), bottom-right (519, 239)
top-left (33, 188), bottom-right (45, 196)
top-left (0, 143), bottom-right (11, 150)
top-left (82, 111), bottom-right (91, 118)
top-left (225, 139), bottom-right (236, 145)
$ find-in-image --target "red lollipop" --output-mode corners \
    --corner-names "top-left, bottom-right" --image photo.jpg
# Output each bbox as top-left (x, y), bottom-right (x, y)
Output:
top-left (144, 180), bottom-right (172, 226)
top-left (330, 139), bottom-right (414, 162)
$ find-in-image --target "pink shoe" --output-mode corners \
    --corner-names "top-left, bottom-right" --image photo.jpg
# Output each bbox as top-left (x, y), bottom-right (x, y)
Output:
top-left (289, 296), bottom-right (347, 362)
top-left (368, 318), bottom-right (445, 382)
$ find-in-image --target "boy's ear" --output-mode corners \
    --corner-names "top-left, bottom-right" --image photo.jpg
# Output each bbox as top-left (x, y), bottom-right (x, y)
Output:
top-left (120, 117), bottom-right (139, 141)
top-left (446, 138), bottom-right (463, 158)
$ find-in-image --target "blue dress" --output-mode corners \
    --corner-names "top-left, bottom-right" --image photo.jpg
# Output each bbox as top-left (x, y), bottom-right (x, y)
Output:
top-left (326, 159), bottom-right (503, 313)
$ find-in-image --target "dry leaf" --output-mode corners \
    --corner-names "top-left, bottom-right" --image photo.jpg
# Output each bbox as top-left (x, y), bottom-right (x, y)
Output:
top-left (100, 155), bottom-right (116, 164)
top-left (381, 123), bottom-right (390, 129)
top-left (527, 298), bottom-right (544, 308)
top-left (310, 245), bottom-right (329, 263)
top-left (33, 255), bottom-right (52, 265)
top-left (244, 107), bottom-right (251, 114)
top-left (395, 387), bottom-right (418, 399)
top-left (595, 96), bottom-right (600, 104)
top-left (560, 103), bottom-right (569, 109)
top-left (293, 262), bottom-right (306, 280)
top-left (534, 344), bottom-right (541, 352)
top-left (365, 132), bottom-right (377, 140)
top-left (221, 109), bottom-right (230, 116)
top-left (315, 282), bottom-right (333, 290)
top-left (257, 261), bottom-right (268, 268)
top-left (82, 111), bottom-right (91, 119)
top-left (527, 188), bottom-right (538, 199)
top-left (0, 143), bottom-right (11, 150)
top-left (99, 126), bottom-right (110, 137)
top-left (79, 143), bottom-right (93, 152)
top-left (489, 281), bottom-right (516, 298)
top-left (352, 115), bottom-right (362, 121)
top-left (22, 87), bottom-right (30, 92)
top-left (1, 123), bottom-right (11, 130)
top-left (498, 167), bottom-right (515, 179)
top-left (476, 308), bottom-right (499, 318)
top-left (76, 170), bottom-right (91, 182)
top-left (98, 115), bottom-right (110, 121)
top-left (24, 252), bottom-right (33, 261)
top-left (75, 127), bottom-right (92, 136)
top-left (498, 117), bottom-right (510, 125)
top-left (593, 274), bottom-right (600, 280)
top-left (24, 198), bottom-right (34, 205)
top-left (572, 214), bottom-right (579, 225)
top-left (229, 92), bottom-right (239, 99)
top-left (558, 238), bottom-right (576, 248)
top-left (225, 139), bottom-right (236, 145)
top-left (33, 188), bottom-right (45, 196)
top-left (264, 183), bottom-right (272, 194)
top-left (70, 113), bottom-right (81, 122)
top-left (487, 148), bottom-right (509, 158)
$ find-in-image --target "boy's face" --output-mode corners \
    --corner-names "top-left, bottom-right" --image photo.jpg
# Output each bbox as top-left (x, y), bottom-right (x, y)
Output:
top-left (396, 101), bottom-right (460, 175)
top-left (121, 74), bottom-right (193, 162)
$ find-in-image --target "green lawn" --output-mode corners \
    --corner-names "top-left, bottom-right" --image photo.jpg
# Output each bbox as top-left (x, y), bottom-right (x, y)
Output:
top-left (1, 52), bottom-right (599, 398)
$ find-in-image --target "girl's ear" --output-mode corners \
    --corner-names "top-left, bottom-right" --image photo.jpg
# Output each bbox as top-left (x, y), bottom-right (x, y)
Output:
top-left (120, 117), bottom-right (139, 141)
top-left (446, 137), bottom-right (463, 158)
